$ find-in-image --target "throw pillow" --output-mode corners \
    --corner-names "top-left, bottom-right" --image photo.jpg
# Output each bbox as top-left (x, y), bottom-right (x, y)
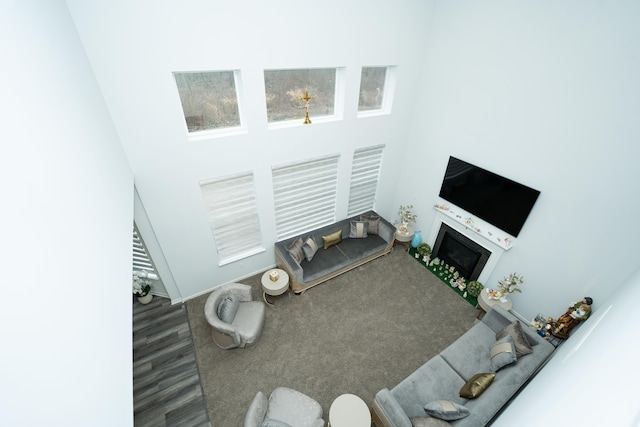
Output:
top-left (302, 235), bottom-right (319, 261)
top-left (217, 295), bottom-right (239, 323)
top-left (410, 417), bottom-right (453, 427)
top-left (261, 419), bottom-right (293, 427)
top-left (322, 230), bottom-right (342, 249)
top-left (459, 373), bottom-right (496, 399)
top-left (490, 335), bottom-right (517, 371)
top-left (496, 320), bottom-right (533, 358)
top-left (423, 400), bottom-right (470, 421)
top-left (360, 214), bottom-right (381, 235)
top-left (287, 236), bottom-right (305, 264)
top-left (349, 220), bottom-right (369, 238)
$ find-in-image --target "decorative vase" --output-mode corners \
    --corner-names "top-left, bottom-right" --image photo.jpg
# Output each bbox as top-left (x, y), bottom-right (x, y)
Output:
top-left (411, 231), bottom-right (422, 248)
top-left (399, 222), bottom-right (409, 234)
top-left (137, 293), bottom-right (153, 305)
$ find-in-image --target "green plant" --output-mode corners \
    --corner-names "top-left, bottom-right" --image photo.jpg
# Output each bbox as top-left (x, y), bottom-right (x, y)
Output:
top-left (133, 272), bottom-right (152, 297)
top-left (417, 243), bottom-right (432, 257)
top-left (398, 204), bottom-right (417, 224)
top-left (497, 273), bottom-right (524, 294)
top-left (467, 281), bottom-right (484, 297)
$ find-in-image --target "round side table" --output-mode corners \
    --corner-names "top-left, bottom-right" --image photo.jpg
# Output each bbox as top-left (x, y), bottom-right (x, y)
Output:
top-left (394, 224), bottom-right (414, 243)
top-left (477, 288), bottom-right (512, 319)
top-left (261, 268), bottom-right (289, 306)
top-left (329, 393), bottom-right (371, 427)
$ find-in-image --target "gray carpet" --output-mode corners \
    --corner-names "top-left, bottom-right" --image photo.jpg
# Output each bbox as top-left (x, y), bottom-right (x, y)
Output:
top-left (185, 246), bottom-right (478, 427)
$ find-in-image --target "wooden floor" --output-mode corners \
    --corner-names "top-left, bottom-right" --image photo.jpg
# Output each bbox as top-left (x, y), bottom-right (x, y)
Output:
top-left (133, 295), bottom-right (211, 427)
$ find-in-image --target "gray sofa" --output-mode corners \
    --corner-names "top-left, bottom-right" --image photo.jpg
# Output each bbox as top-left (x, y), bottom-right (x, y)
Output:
top-left (274, 210), bottom-right (395, 294)
top-left (372, 306), bottom-right (555, 427)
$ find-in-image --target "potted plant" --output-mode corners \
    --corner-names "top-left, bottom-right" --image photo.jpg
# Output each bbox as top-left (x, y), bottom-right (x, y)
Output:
top-left (467, 280), bottom-right (484, 297)
top-left (398, 204), bottom-right (417, 234)
top-left (497, 273), bottom-right (524, 295)
top-left (133, 271), bottom-right (153, 304)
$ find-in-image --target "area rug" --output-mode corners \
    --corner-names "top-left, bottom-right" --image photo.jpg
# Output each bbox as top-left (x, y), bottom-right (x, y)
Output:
top-left (185, 247), bottom-right (478, 426)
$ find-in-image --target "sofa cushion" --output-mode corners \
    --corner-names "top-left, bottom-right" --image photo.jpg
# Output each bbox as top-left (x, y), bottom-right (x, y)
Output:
top-left (459, 373), bottom-right (495, 399)
top-left (360, 214), bottom-right (381, 235)
top-left (423, 400), bottom-right (469, 421)
top-left (410, 417), bottom-right (452, 427)
top-left (349, 220), bottom-right (369, 238)
top-left (302, 235), bottom-right (319, 261)
top-left (322, 230), bottom-right (342, 249)
top-left (287, 237), bottom-right (305, 264)
top-left (490, 335), bottom-right (517, 371)
top-left (261, 420), bottom-right (292, 427)
top-left (439, 321), bottom-right (496, 380)
top-left (217, 295), bottom-right (239, 323)
top-left (496, 320), bottom-right (533, 358)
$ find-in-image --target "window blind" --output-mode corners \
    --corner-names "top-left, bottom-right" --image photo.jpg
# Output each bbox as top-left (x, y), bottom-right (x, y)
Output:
top-left (272, 154), bottom-right (340, 239)
top-left (200, 172), bottom-right (263, 265)
top-left (133, 224), bottom-right (159, 280)
top-left (347, 145), bottom-right (385, 216)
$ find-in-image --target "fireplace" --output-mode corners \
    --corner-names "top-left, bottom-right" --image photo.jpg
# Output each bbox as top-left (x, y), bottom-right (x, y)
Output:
top-left (432, 223), bottom-right (491, 281)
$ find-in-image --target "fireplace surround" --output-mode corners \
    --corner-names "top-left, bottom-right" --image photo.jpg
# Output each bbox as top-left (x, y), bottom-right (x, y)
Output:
top-left (432, 223), bottom-right (491, 282)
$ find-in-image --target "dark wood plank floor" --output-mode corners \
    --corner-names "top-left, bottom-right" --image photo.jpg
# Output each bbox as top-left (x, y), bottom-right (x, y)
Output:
top-left (133, 295), bottom-right (211, 427)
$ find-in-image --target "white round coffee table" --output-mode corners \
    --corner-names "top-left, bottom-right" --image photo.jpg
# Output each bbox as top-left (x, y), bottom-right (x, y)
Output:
top-left (329, 393), bottom-right (370, 427)
top-left (261, 268), bottom-right (289, 305)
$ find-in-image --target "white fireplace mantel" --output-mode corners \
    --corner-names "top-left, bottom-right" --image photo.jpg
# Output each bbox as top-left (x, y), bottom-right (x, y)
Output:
top-left (432, 202), bottom-right (515, 250)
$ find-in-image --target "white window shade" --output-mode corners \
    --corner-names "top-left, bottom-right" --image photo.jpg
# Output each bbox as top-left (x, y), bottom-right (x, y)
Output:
top-left (347, 145), bottom-right (385, 216)
top-left (132, 224), bottom-right (159, 280)
top-left (200, 173), bottom-right (264, 265)
top-left (272, 155), bottom-right (340, 240)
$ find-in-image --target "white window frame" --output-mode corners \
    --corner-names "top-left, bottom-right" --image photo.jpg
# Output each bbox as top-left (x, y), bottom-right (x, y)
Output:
top-left (173, 70), bottom-right (248, 142)
top-left (347, 145), bottom-right (385, 216)
top-left (357, 66), bottom-right (397, 118)
top-left (272, 154), bottom-right (340, 239)
top-left (200, 172), bottom-right (264, 265)
top-left (265, 67), bottom-right (345, 130)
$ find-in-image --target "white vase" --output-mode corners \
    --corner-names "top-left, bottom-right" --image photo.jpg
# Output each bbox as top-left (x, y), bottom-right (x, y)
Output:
top-left (137, 293), bottom-right (153, 304)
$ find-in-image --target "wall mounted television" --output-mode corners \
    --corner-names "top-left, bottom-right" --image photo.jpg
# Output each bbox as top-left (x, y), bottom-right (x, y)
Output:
top-left (438, 156), bottom-right (540, 237)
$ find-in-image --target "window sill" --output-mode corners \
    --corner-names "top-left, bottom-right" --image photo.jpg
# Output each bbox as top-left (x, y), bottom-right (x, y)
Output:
top-left (267, 115), bottom-right (341, 130)
top-left (187, 126), bottom-right (248, 142)
top-left (218, 246), bottom-right (266, 267)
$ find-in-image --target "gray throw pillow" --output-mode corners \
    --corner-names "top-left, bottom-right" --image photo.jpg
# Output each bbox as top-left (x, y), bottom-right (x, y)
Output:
top-left (302, 235), bottom-right (319, 261)
top-left (490, 335), bottom-right (517, 371)
top-left (423, 400), bottom-right (469, 421)
top-left (217, 295), bottom-right (239, 323)
top-left (360, 214), bottom-right (380, 235)
top-left (349, 221), bottom-right (369, 238)
top-left (496, 320), bottom-right (533, 357)
top-left (287, 236), bottom-right (305, 264)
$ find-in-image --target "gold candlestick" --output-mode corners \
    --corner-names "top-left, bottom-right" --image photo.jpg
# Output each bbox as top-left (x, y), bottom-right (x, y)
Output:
top-left (299, 89), bottom-right (315, 124)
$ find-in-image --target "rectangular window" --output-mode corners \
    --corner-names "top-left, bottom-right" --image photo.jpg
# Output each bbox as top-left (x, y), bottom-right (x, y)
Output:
top-left (264, 68), bottom-right (337, 124)
top-left (347, 145), bottom-right (385, 216)
top-left (358, 66), bottom-right (395, 116)
top-left (200, 173), bottom-right (263, 265)
top-left (272, 155), bottom-right (340, 239)
top-left (174, 70), bottom-right (242, 134)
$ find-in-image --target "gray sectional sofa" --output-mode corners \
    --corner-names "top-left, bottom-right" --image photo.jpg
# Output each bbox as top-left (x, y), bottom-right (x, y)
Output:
top-left (372, 305), bottom-right (555, 427)
top-left (274, 210), bottom-right (395, 294)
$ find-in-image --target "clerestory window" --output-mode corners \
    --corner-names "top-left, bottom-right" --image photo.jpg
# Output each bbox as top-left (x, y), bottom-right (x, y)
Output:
top-left (173, 70), bottom-right (244, 136)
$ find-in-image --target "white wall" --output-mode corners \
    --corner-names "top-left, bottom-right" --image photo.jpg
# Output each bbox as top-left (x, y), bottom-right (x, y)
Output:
top-left (401, 0), bottom-right (640, 321)
top-left (0, 1), bottom-right (134, 426)
top-left (66, 0), bottom-right (436, 300)
top-left (494, 266), bottom-right (640, 426)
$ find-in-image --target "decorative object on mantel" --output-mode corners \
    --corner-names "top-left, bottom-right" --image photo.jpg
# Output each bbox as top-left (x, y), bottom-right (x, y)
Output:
top-left (433, 203), bottom-right (513, 250)
top-left (549, 297), bottom-right (593, 339)
top-left (133, 271), bottom-right (153, 304)
top-left (408, 246), bottom-right (477, 307)
top-left (398, 204), bottom-right (417, 235)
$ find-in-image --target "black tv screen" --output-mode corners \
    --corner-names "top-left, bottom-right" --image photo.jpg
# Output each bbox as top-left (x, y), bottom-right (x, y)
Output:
top-left (438, 157), bottom-right (540, 237)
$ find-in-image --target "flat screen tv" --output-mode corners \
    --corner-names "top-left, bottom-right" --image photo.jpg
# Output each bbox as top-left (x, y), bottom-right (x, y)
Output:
top-left (438, 156), bottom-right (540, 237)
